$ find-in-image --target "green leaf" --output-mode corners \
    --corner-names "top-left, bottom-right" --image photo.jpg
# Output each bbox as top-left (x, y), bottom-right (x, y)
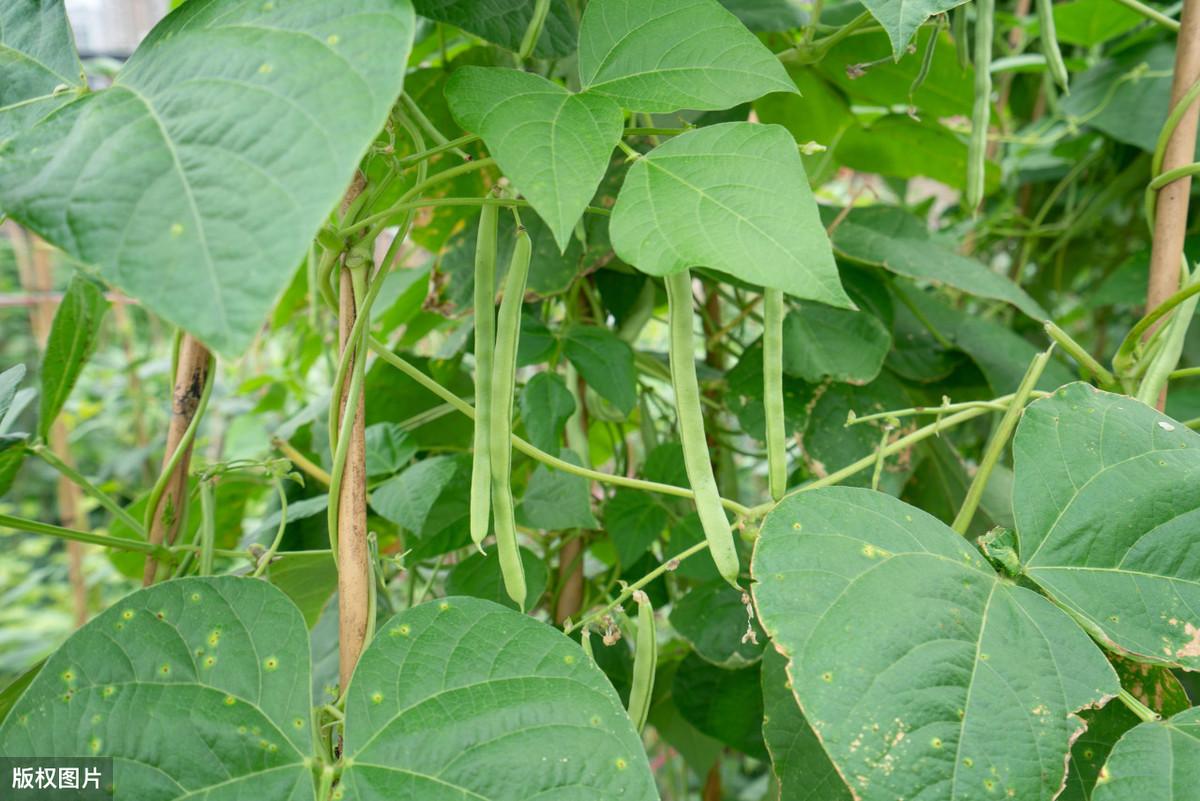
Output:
top-left (603, 489), bottom-right (669, 568)
top-left (802, 371), bottom-right (916, 494)
top-left (0, 435), bottom-right (24, 497)
top-left (752, 487), bottom-right (1120, 801)
top-left (1051, 0), bottom-right (1145, 45)
top-left (0, 364), bottom-right (25, 421)
top-left (753, 67), bottom-right (855, 185)
top-left (1063, 43), bottom-right (1193, 156)
top-left (611, 122), bottom-right (849, 305)
top-left (893, 285), bottom-right (1074, 393)
top-left (1062, 656), bottom-right (1191, 801)
top-left (445, 67), bottom-right (624, 249)
top-left (1092, 708), bottom-right (1200, 801)
top-left (519, 448), bottom-right (600, 530)
top-left (859, 0), bottom-right (970, 56)
top-left (0, 577), bottom-right (315, 797)
top-left (782, 302), bottom-right (891, 384)
top-left (670, 579), bottom-right (764, 667)
top-left (266, 552), bottom-right (338, 628)
top-left (831, 207), bottom-right (1046, 320)
top-left (519, 371), bottom-right (576, 454)
top-left (0, 0), bottom-right (416, 355)
top-left (817, 28), bottom-right (973, 118)
top-left (371, 454), bottom-right (469, 539)
top-left (411, 0), bottom-right (578, 58)
top-left (562, 324), bottom-right (637, 416)
top-left (1013, 383), bottom-right (1200, 669)
top-left (364, 422), bottom-right (416, 478)
top-left (0, 660), bottom-right (41, 727)
top-left (0, 0), bottom-right (85, 142)
top-left (673, 651), bottom-right (767, 758)
top-left (761, 647), bottom-right (853, 801)
top-left (339, 596), bottom-right (657, 799)
top-left (719, 0), bottom-right (808, 31)
top-left (445, 546), bottom-right (549, 610)
top-left (37, 274), bottom-right (109, 440)
top-left (578, 0), bottom-right (797, 112)
top-left (835, 115), bottom-right (1000, 194)
top-left (725, 340), bottom-right (814, 441)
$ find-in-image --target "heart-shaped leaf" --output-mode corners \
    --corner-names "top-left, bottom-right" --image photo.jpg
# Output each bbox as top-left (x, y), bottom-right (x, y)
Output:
top-left (0, 577), bottom-right (316, 798)
top-left (761, 647), bottom-right (854, 801)
top-left (860, 0), bottom-right (971, 58)
top-left (1092, 707), bottom-right (1200, 801)
top-left (611, 122), bottom-right (849, 305)
top-left (411, 0), bottom-right (578, 58)
top-left (339, 596), bottom-right (657, 799)
top-left (446, 67), bottom-right (624, 250)
top-left (578, 0), bottom-right (796, 112)
top-left (1013, 383), bottom-right (1200, 669)
top-left (0, 0), bottom-right (85, 142)
top-left (0, 0), bottom-right (416, 355)
top-left (752, 487), bottom-right (1119, 801)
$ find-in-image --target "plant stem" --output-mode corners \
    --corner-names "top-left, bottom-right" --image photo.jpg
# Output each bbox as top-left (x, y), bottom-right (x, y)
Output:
top-left (1117, 688), bottom-right (1161, 722)
top-left (253, 478), bottom-right (289, 578)
top-left (143, 338), bottom-right (214, 586)
top-left (399, 94), bottom-right (467, 159)
top-left (270, 437), bottom-right (331, 486)
top-left (341, 158), bottom-right (495, 235)
top-left (1113, 278), bottom-right (1200, 376)
top-left (1043, 322), bottom-right (1117, 387)
top-left (952, 348), bottom-right (1053, 534)
top-left (396, 134), bottom-right (479, 167)
top-left (565, 540), bottom-right (710, 634)
top-left (1111, 0), bottom-right (1181, 29)
top-left (1137, 265), bottom-right (1200, 405)
top-left (366, 338), bottom-right (755, 517)
top-left (29, 443), bottom-right (146, 535)
top-left (0, 512), bottom-right (171, 558)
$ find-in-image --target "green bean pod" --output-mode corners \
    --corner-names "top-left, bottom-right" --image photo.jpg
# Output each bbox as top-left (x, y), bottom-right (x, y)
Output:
top-left (627, 590), bottom-right (657, 733)
top-left (665, 270), bottom-right (740, 588)
top-left (763, 288), bottom-right (787, 501)
top-left (909, 21), bottom-right (941, 105)
top-left (470, 203), bottom-right (500, 549)
top-left (1036, 0), bottom-right (1070, 92)
top-left (489, 226), bottom-right (532, 608)
top-left (966, 0), bottom-right (994, 211)
top-left (953, 5), bottom-right (971, 70)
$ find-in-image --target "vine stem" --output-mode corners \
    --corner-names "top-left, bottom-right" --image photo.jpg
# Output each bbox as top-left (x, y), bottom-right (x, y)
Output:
top-left (1111, 0), bottom-right (1181, 29)
top-left (341, 158), bottom-right (495, 235)
top-left (1112, 278), bottom-right (1200, 377)
top-left (366, 338), bottom-right (755, 518)
top-left (1043, 322), bottom-right (1117, 387)
top-left (565, 540), bottom-right (709, 635)
top-left (270, 437), bottom-right (331, 486)
top-left (28, 443), bottom-right (146, 535)
top-left (1117, 688), bottom-right (1161, 723)
top-left (0, 513), bottom-right (171, 559)
top-left (752, 404), bottom-right (1001, 516)
top-left (952, 348), bottom-right (1053, 534)
top-left (143, 337), bottom-right (214, 586)
top-left (518, 0), bottom-right (551, 60)
top-left (252, 478), bottom-right (289, 578)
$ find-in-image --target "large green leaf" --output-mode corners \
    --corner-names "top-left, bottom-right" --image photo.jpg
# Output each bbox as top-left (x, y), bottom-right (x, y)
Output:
top-left (339, 596), bottom-right (657, 799)
top-left (1013, 383), bottom-right (1200, 670)
top-left (1051, 0), bottom-right (1145, 45)
top-left (445, 67), bottom-right (623, 250)
top-left (445, 546), bottom-right (549, 610)
top-left (603, 489), bottom-right (669, 568)
top-left (563, 324), bottom-right (637, 415)
top-left (0, 577), bottom-right (316, 799)
top-left (0, 0), bottom-right (416, 355)
top-left (577, 0), bottom-right (796, 113)
top-left (38, 274), bottom-right (109, 440)
top-left (519, 371), bottom-right (576, 454)
top-left (761, 647), bottom-right (853, 801)
top-left (782, 302), bottom-right (891, 384)
top-left (1092, 708), bottom-right (1200, 801)
top-left (673, 651), bottom-right (767, 758)
top-left (411, 0), bottom-right (578, 58)
top-left (520, 449), bottom-right (600, 531)
top-left (859, 0), bottom-right (970, 56)
top-left (0, 0), bottom-right (85, 143)
top-left (670, 579), bottom-right (764, 667)
top-left (752, 487), bottom-right (1119, 801)
top-left (611, 122), bottom-right (849, 305)
top-left (831, 207), bottom-right (1046, 320)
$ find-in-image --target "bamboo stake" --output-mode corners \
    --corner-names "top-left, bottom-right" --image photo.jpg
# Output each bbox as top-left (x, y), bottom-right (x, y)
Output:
top-left (142, 334), bottom-right (212, 585)
top-left (1145, 0), bottom-right (1200, 398)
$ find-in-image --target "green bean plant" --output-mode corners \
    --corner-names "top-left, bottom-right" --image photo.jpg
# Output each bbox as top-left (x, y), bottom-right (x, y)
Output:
top-left (1, 0), bottom-right (1199, 798)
